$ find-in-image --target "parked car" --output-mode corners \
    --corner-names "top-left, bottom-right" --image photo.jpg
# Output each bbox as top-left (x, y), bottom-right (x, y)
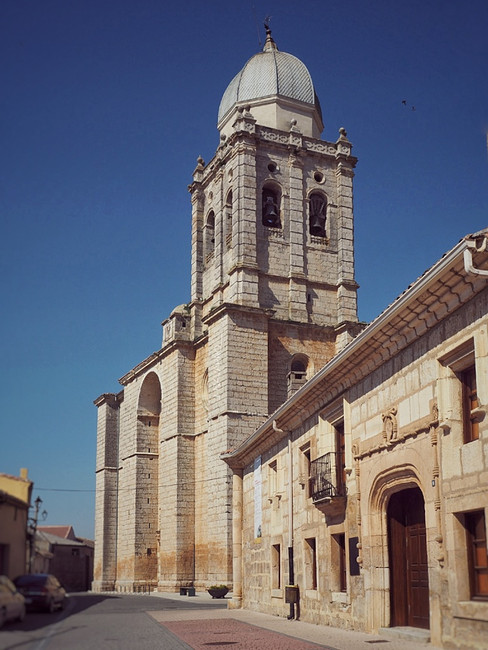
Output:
top-left (13, 574), bottom-right (66, 613)
top-left (0, 576), bottom-right (26, 627)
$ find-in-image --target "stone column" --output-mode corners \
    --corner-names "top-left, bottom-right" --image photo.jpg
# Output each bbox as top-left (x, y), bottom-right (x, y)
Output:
top-left (189, 164), bottom-right (205, 340)
top-left (335, 130), bottom-right (358, 326)
top-left (288, 136), bottom-right (307, 322)
top-left (230, 118), bottom-right (260, 308)
top-left (228, 469), bottom-right (243, 609)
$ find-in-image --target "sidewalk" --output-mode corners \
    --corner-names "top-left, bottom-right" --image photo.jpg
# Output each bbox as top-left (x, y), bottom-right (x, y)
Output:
top-left (149, 590), bottom-right (439, 650)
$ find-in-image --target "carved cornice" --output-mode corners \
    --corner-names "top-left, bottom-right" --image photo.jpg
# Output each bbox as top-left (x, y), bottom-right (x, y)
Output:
top-left (303, 139), bottom-right (337, 156)
top-left (258, 128), bottom-right (289, 145)
top-left (202, 301), bottom-right (269, 327)
top-left (94, 391), bottom-right (124, 408)
top-left (227, 261), bottom-right (260, 275)
top-left (120, 451), bottom-right (159, 462)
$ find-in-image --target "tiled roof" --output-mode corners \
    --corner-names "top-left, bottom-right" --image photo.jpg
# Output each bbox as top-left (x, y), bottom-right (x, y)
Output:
top-left (218, 34), bottom-right (320, 124)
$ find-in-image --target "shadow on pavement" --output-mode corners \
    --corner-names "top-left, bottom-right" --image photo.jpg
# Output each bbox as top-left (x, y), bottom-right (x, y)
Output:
top-left (3, 591), bottom-right (228, 634)
top-left (4, 592), bottom-right (120, 633)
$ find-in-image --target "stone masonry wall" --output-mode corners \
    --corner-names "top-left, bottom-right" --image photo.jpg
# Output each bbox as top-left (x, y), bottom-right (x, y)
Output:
top-left (93, 396), bottom-right (120, 591)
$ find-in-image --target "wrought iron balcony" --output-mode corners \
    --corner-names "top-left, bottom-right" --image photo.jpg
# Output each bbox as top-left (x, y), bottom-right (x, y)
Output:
top-left (309, 452), bottom-right (346, 504)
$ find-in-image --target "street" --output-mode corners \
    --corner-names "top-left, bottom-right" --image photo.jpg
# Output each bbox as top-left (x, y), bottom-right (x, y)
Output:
top-left (0, 592), bottom-right (436, 650)
top-left (0, 592), bottom-right (214, 650)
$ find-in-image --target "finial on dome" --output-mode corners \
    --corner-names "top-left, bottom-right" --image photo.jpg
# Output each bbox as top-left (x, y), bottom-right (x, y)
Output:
top-left (263, 19), bottom-right (277, 51)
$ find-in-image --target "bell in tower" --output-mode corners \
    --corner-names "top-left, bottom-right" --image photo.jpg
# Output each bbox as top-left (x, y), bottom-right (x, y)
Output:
top-left (309, 193), bottom-right (327, 237)
top-left (262, 191), bottom-right (281, 228)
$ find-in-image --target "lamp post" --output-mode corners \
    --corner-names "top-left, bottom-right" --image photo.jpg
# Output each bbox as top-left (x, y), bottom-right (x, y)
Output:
top-left (28, 496), bottom-right (46, 572)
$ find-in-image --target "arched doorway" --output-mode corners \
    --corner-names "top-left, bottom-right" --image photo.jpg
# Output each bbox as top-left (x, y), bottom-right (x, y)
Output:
top-left (387, 487), bottom-right (429, 629)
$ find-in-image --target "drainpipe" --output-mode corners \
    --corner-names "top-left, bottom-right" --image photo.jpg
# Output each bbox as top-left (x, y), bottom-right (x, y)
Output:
top-left (273, 420), bottom-right (295, 619)
top-left (464, 236), bottom-right (488, 276)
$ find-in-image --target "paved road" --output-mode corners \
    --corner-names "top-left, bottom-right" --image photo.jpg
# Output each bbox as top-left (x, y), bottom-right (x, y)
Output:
top-left (0, 593), bottom-right (200, 650)
top-left (0, 592), bottom-right (437, 650)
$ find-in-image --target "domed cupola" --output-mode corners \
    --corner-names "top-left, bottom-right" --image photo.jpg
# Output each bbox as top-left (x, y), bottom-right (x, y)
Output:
top-left (217, 26), bottom-right (324, 138)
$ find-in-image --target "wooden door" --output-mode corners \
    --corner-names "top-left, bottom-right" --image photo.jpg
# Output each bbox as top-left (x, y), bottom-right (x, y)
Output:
top-left (388, 488), bottom-right (429, 629)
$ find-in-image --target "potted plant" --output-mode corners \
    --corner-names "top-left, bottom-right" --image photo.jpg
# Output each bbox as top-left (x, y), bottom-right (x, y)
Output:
top-left (207, 584), bottom-right (229, 598)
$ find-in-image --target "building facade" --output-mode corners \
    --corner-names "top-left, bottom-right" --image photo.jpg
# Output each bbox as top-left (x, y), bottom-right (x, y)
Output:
top-left (223, 231), bottom-right (488, 648)
top-left (0, 469), bottom-right (32, 579)
top-left (38, 526), bottom-right (94, 592)
top-left (93, 28), bottom-right (362, 593)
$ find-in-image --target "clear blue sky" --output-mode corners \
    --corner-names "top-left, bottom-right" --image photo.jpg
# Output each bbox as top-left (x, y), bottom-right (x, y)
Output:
top-left (1, 0), bottom-right (487, 540)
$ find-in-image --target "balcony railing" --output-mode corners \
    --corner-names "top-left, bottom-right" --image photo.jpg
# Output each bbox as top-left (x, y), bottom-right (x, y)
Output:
top-left (309, 452), bottom-right (346, 503)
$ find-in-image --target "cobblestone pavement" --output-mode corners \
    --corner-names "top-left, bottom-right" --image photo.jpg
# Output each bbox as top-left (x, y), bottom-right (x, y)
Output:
top-left (148, 592), bottom-right (438, 650)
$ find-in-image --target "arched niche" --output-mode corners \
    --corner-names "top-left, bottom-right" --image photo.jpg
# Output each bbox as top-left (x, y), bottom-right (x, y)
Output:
top-left (204, 210), bottom-right (215, 261)
top-left (137, 372), bottom-right (161, 452)
top-left (287, 354), bottom-right (309, 397)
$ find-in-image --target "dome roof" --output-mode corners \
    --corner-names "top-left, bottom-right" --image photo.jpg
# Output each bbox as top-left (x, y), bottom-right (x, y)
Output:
top-left (218, 30), bottom-right (322, 125)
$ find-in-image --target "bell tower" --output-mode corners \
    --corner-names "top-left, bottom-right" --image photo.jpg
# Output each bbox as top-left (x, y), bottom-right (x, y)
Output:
top-left (189, 27), bottom-right (359, 415)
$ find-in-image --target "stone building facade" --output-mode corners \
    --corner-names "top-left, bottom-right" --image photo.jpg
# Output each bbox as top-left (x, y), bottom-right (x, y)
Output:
top-left (223, 231), bottom-right (488, 648)
top-left (93, 29), bottom-right (362, 593)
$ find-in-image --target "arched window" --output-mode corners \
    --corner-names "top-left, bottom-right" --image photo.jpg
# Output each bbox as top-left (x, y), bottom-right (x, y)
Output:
top-left (287, 355), bottom-right (309, 397)
top-left (205, 210), bottom-right (215, 261)
top-left (309, 192), bottom-right (327, 238)
top-left (225, 191), bottom-right (233, 248)
top-left (262, 185), bottom-right (281, 228)
top-left (226, 190), bottom-right (233, 213)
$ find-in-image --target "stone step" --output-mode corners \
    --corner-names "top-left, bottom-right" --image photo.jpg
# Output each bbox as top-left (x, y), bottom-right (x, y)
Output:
top-left (379, 626), bottom-right (431, 644)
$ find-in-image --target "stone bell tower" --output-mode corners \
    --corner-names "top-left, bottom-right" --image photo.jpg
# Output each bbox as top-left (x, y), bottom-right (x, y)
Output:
top-left (189, 27), bottom-right (359, 418)
top-left (178, 27), bottom-right (360, 586)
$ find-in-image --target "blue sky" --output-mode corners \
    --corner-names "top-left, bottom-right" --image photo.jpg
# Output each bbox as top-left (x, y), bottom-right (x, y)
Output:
top-left (1, 0), bottom-right (487, 540)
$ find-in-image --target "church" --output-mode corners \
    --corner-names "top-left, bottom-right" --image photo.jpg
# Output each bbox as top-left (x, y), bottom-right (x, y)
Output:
top-left (93, 26), bottom-right (361, 593)
top-left (93, 28), bottom-right (488, 648)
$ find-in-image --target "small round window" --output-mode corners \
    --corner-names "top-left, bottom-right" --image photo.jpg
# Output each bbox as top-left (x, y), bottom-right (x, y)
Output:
top-left (314, 171), bottom-right (324, 183)
top-left (268, 162), bottom-right (278, 173)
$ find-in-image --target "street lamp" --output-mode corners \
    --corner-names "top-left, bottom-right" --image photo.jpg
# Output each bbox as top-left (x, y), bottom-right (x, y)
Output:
top-left (28, 496), bottom-right (47, 572)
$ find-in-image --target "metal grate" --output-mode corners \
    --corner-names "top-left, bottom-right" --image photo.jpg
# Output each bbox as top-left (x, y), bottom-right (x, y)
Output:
top-left (310, 452), bottom-right (346, 502)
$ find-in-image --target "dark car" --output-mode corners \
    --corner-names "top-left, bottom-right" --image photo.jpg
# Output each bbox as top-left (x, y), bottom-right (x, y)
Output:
top-left (13, 574), bottom-right (66, 612)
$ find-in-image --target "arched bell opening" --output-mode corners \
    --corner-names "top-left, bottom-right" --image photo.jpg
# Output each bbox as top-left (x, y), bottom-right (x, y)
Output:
top-left (262, 183), bottom-right (282, 228)
top-left (308, 191), bottom-right (327, 238)
top-left (224, 190), bottom-right (233, 248)
top-left (204, 210), bottom-right (215, 262)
